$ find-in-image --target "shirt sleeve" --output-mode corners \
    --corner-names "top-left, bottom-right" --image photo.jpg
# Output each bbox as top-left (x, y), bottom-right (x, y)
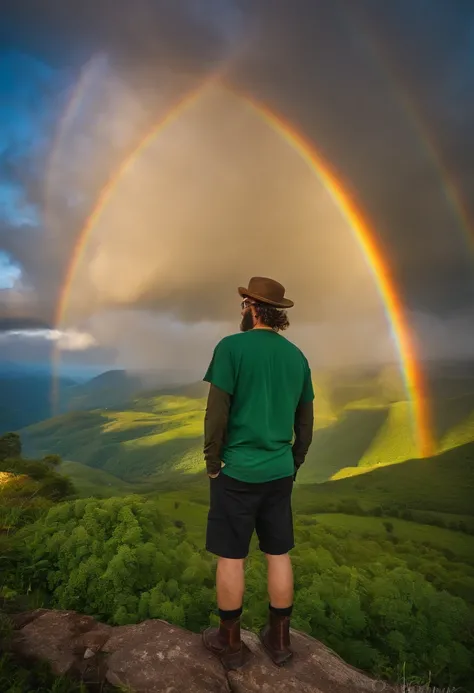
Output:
top-left (292, 400), bottom-right (314, 474)
top-left (300, 359), bottom-right (315, 404)
top-left (203, 339), bottom-right (235, 396)
top-left (204, 384), bottom-right (232, 475)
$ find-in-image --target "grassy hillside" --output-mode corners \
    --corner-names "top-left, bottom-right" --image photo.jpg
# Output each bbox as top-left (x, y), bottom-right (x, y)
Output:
top-left (23, 393), bottom-right (474, 485)
top-left (295, 441), bottom-right (474, 518)
top-left (3, 360), bottom-right (474, 692)
top-left (22, 392), bottom-right (207, 482)
top-left (307, 513), bottom-right (474, 565)
top-left (60, 439), bottom-right (474, 536)
top-left (54, 457), bottom-right (474, 572)
top-left (59, 369), bottom-right (203, 413)
top-left (61, 369), bottom-right (145, 412)
top-left (441, 401), bottom-right (474, 450)
top-left (297, 407), bottom-right (389, 483)
top-left (272, 390), bottom-right (473, 484)
top-left (21, 366), bottom-right (474, 486)
top-left (59, 460), bottom-right (147, 497)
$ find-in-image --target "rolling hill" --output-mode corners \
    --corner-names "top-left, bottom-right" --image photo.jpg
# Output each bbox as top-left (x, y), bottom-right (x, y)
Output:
top-left (21, 365), bottom-right (474, 487)
top-left (295, 441), bottom-right (474, 518)
top-left (21, 385), bottom-right (208, 482)
top-left (56, 440), bottom-right (474, 553)
top-left (5, 361), bottom-right (474, 693)
top-left (58, 460), bottom-right (148, 497)
top-left (0, 363), bottom-right (202, 433)
top-left (58, 368), bottom-right (200, 413)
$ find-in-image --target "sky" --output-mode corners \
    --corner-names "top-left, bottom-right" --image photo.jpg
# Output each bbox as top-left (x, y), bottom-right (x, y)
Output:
top-left (0, 0), bottom-right (473, 378)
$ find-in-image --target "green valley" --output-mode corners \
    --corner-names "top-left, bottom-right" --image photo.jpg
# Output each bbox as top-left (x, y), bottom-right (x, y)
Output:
top-left (3, 362), bottom-right (474, 691)
top-left (21, 366), bottom-right (474, 488)
top-left (2, 433), bottom-right (474, 690)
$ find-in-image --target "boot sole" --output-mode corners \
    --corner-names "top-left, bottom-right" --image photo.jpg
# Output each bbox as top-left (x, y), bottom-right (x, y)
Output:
top-left (259, 632), bottom-right (293, 667)
top-left (202, 629), bottom-right (249, 671)
top-left (220, 648), bottom-right (247, 671)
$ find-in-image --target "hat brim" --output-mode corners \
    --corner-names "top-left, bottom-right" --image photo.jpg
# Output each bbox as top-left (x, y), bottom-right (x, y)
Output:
top-left (238, 287), bottom-right (294, 309)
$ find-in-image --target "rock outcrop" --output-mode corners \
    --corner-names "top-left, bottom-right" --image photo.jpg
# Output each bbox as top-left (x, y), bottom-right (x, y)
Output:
top-left (10, 609), bottom-right (396, 692)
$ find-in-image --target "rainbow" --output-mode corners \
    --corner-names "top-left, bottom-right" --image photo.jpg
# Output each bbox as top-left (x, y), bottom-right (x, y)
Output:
top-left (345, 8), bottom-right (474, 257)
top-left (54, 82), bottom-right (435, 457)
top-left (392, 86), bottom-right (474, 258)
top-left (231, 90), bottom-right (434, 458)
top-left (54, 80), bottom-right (215, 328)
top-left (44, 56), bottom-right (105, 222)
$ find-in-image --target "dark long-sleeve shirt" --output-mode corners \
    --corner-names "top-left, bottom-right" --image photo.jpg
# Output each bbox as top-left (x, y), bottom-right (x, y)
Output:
top-left (292, 398), bottom-right (314, 476)
top-left (203, 384), bottom-right (314, 477)
top-left (204, 384), bottom-right (232, 476)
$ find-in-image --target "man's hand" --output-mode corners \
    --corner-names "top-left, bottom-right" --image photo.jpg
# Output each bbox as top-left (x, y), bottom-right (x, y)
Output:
top-left (207, 461), bottom-right (224, 479)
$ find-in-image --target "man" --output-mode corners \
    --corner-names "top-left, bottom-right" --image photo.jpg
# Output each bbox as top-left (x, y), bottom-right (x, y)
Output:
top-left (201, 276), bottom-right (314, 670)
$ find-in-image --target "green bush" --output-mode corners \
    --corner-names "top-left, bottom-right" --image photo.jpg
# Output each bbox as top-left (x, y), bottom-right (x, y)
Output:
top-left (4, 433), bottom-right (474, 691)
top-left (337, 499), bottom-right (364, 515)
top-left (22, 496), bottom-right (214, 631)
top-left (0, 433), bottom-right (21, 461)
top-left (13, 496), bottom-right (474, 690)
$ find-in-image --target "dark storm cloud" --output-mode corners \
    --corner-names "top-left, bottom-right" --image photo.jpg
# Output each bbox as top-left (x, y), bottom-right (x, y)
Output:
top-left (0, 316), bottom-right (51, 331)
top-left (231, 0), bottom-right (474, 314)
top-left (0, 0), bottom-right (473, 366)
top-left (339, 0), bottom-right (474, 307)
top-left (0, 0), bottom-right (246, 74)
top-left (0, 0), bottom-right (249, 330)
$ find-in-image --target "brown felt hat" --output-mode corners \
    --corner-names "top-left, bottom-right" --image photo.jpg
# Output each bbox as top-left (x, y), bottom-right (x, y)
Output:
top-left (238, 277), bottom-right (294, 309)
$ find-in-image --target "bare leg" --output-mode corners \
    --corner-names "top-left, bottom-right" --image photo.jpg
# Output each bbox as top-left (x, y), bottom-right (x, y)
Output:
top-left (260, 553), bottom-right (294, 665)
top-left (203, 557), bottom-right (247, 669)
top-left (216, 557), bottom-right (245, 610)
top-left (266, 553), bottom-right (293, 608)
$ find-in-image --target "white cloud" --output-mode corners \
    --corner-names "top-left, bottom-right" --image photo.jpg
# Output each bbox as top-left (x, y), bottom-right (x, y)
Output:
top-left (0, 252), bottom-right (22, 290)
top-left (0, 328), bottom-right (96, 351)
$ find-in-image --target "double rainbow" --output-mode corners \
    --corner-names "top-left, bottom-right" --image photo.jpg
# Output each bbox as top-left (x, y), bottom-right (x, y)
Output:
top-left (54, 79), bottom-right (435, 458)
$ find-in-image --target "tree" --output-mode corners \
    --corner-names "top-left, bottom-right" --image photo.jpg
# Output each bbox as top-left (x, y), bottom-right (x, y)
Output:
top-left (11, 493), bottom-right (474, 689)
top-left (0, 433), bottom-right (21, 461)
top-left (40, 474), bottom-right (75, 501)
top-left (42, 454), bottom-right (62, 467)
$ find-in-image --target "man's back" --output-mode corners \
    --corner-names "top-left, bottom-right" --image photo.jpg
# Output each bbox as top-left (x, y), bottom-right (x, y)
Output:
top-left (204, 329), bottom-right (313, 483)
top-left (202, 277), bottom-right (314, 670)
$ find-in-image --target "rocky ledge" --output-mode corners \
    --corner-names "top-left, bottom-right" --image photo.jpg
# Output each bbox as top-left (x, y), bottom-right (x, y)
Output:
top-left (9, 609), bottom-right (396, 692)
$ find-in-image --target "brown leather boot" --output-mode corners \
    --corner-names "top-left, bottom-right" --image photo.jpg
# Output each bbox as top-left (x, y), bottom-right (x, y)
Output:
top-left (259, 611), bottom-right (293, 666)
top-left (202, 617), bottom-right (248, 670)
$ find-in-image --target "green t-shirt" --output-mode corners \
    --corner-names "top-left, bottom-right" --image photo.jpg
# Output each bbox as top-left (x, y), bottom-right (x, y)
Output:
top-left (203, 329), bottom-right (314, 483)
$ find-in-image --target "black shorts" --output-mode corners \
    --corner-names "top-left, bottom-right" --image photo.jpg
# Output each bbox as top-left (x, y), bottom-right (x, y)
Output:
top-left (206, 473), bottom-right (294, 559)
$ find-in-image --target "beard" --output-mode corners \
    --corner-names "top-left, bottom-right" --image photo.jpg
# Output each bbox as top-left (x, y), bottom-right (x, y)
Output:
top-left (240, 309), bottom-right (255, 332)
